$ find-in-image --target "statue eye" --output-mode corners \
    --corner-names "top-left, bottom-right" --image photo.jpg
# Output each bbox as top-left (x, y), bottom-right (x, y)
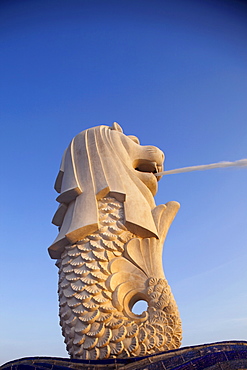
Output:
top-left (128, 135), bottom-right (140, 145)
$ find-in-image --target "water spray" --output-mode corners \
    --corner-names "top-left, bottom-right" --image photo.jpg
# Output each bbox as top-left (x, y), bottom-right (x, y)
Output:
top-left (155, 159), bottom-right (247, 176)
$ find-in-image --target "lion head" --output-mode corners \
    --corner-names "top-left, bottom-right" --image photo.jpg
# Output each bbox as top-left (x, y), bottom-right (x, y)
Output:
top-left (48, 123), bottom-right (165, 259)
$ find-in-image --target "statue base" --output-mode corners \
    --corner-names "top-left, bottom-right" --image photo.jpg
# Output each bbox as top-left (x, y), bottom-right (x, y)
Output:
top-left (1, 341), bottom-right (247, 370)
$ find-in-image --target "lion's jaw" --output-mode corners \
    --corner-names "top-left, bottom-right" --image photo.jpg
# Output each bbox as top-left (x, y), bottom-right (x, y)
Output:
top-left (118, 132), bottom-right (164, 196)
top-left (132, 154), bottom-right (163, 196)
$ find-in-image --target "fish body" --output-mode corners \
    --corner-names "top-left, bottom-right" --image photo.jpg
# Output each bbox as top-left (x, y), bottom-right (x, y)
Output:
top-left (57, 197), bottom-right (182, 360)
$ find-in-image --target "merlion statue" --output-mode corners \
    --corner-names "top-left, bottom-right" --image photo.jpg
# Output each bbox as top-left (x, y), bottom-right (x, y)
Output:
top-left (49, 123), bottom-right (182, 360)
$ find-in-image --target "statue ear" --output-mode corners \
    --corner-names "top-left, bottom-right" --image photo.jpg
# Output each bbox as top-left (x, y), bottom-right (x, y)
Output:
top-left (111, 122), bottom-right (123, 133)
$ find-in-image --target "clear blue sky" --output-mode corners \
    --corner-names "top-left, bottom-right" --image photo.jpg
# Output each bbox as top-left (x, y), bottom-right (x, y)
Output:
top-left (1, 0), bottom-right (247, 365)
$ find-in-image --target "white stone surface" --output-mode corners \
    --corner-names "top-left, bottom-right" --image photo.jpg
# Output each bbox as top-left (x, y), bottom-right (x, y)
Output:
top-left (49, 123), bottom-right (182, 359)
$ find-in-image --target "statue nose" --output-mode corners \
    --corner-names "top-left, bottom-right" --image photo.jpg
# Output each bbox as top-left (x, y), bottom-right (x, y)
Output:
top-left (144, 146), bottom-right (165, 165)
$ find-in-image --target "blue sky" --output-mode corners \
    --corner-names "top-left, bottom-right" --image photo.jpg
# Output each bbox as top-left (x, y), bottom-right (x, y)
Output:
top-left (1, 0), bottom-right (247, 365)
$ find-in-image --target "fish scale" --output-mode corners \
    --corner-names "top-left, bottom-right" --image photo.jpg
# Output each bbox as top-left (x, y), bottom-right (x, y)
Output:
top-left (58, 197), bottom-right (182, 360)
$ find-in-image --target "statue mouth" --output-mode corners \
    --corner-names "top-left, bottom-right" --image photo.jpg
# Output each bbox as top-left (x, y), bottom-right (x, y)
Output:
top-left (133, 160), bottom-right (163, 181)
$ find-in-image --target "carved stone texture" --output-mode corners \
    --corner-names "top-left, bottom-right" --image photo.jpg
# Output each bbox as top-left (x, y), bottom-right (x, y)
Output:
top-left (48, 123), bottom-right (182, 360)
